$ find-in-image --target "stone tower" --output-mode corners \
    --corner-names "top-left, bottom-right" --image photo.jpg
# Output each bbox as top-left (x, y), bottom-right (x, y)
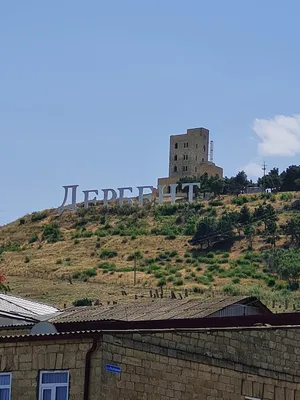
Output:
top-left (169, 127), bottom-right (209, 178)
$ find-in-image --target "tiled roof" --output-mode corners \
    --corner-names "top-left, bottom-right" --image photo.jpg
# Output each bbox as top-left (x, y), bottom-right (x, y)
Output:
top-left (0, 294), bottom-right (59, 318)
top-left (50, 296), bottom-right (258, 324)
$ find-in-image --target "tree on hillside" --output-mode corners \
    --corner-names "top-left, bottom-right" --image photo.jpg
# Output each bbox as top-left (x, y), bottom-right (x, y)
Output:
top-left (264, 219), bottom-right (279, 247)
top-left (209, 175), bottom-right (224, 198)
top-left (263, 248), bottom-right (300, 290)
top-left (258, 167), bottom-right (282, 191)
top-left (281, 165), bottom-right (300, 192)
top-left (244, 224), bottom-right (255, 250)
top-left (283, 215), bottom-right (300, 248)
top-left (192, 217), bottom-right (217, 249)
top-left (239, 205), bottom-right (252, 225)
top-left (215, 214), bottom-right (235, 243)
top-left (276, 249), bottom-right (300, 290)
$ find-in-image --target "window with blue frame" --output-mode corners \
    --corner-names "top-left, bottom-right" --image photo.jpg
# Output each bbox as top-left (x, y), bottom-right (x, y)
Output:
top-left (0, 373), bottom-right (11, 400)
top-left (39, 371), bottom-right (69, 400)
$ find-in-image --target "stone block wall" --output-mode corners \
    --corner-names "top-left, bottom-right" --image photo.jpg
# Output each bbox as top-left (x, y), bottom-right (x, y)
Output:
top-left (0, 326), bottom-right (300, 399)
top-left (0, 338), bottom-right (93, 400)
top-left (98, 328), bottom-right (300, 399)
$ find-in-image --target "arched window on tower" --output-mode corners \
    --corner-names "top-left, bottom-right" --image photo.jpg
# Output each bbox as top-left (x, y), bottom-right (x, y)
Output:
top-left (174, 166), bottom-right (177, 173)
top-left (203, 145), bottom-right (206, 152)
top-left (175, 143), bottom-right (178, 149)
top-left (174, 155), bottom-right (177, 161)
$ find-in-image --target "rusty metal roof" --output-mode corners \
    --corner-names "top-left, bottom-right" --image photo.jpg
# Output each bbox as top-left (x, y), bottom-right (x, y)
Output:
top-left (50, 296), bottom-right (265, 324)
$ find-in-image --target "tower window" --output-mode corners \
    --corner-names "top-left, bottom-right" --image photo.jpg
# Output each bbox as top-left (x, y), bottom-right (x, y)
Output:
top-left (174, 155), bottom-right (177, 161)
top-left (175, 143), bottom-right (178, 149)
top-left (183, 154), bottom-right (188, 160)
top-left (196, 156), bottom-right (197, 161)
top-left (183, 142), bottom-right (189, 148)
top-left (202, 158), bottom-right (204, 162)
top-left (196, 144), bottom-right (198, 148)
top-left (182, 166), bottom-right (188, 172)
top-left (203, 145), bottom-right (206, 152)
top-left (174, 166), bottom-right (177, 172)
top-left (195, 167), bottom-right (197, 172)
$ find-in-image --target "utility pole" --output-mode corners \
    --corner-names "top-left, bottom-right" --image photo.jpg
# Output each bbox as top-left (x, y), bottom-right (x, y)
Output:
top-left (262, 161), bottom-right (267, 177)
top-left (262, 161), bottom-right (267, 192)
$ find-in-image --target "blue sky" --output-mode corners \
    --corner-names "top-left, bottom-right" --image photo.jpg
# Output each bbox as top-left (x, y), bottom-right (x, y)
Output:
top-left (1, 0), bottom-right (300, 224)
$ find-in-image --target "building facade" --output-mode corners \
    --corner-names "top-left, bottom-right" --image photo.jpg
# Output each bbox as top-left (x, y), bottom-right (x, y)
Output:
top-left (169, 127), bottom-right (210, 178)
top-left (1, 322), bottom-right (300, 400)
top-left (157, 127), bottom-right (223, 195)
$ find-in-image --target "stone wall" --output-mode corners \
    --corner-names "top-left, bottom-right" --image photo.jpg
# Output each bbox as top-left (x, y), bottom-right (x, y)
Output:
top-left (0, 327), bottom-right (300, 399)
top-left (99, 328), bottom-right (300, 400)
top-left (169, 128), bottom-right (210, 178)
top-left (0, 338), bottom-right (93, 400)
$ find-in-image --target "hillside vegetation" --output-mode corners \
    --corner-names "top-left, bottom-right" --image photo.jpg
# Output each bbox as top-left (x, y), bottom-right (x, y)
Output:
top-left (1, 190), bottom-right (300, 309)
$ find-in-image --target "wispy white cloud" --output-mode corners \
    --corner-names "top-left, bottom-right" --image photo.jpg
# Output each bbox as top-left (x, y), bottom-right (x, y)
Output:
top-left (252, 114), bottom-right (300, 156)
top-left (241, 114), bottom-right (300, 179)
top-left (242, 161), bottom-right (262, 179)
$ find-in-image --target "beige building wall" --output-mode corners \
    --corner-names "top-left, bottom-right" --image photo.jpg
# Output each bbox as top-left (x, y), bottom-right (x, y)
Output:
top-left (169, 128), bottom-right (210, 178)
top-left (1, 326), bottom-right (300, 399)
top-left (157, 127), bottom-right (223, 191)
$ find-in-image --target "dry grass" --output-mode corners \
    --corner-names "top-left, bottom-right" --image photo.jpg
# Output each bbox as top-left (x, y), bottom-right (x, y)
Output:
top-left (0, 192), bottom-right (299, 308)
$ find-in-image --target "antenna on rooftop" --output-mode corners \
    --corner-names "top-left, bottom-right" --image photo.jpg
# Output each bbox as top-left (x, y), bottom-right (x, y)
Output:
top-left (210, 141), bottom-right (214, 162)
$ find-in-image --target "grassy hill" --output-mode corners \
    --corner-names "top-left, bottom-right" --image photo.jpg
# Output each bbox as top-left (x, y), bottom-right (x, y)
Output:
top-left (1, 191), bottom-right (300, 310)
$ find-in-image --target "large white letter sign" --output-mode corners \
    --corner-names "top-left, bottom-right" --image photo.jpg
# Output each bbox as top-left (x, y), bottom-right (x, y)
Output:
top-left (58, 185), bottom-right (79, 214)
top-left (102, 188), bottom-right (117, 206)
top-left (182, 182), bottom-right (200, 202)
top-left (158, 184), bottom-right (178, 205)
top-left (136, 186), bottom-right (154, 206)
top-left (117, 187), bottom-right (133, 206)
top-left (82, 189), bottom-right (98, 209)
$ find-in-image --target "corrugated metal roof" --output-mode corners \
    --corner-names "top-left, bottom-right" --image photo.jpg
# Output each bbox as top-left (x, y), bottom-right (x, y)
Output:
top-left (0, 294), bottom-right (59, 317)
top-left (50, 296), bottom-right (258, 324)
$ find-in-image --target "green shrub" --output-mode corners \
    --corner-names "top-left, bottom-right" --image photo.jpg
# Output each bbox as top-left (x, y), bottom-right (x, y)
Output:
top-left (31, 211), bottom-right (47, 222)
top-left (74, 239), bottom-right (79, 245)
top-left (56, 259), bottom-right (62, 265)
top-left (232, 277), bottom-right (240, 284)
top-left (157, 277), bottom-right (166, 286)
top-left (231, 196), bottom-right (250, 206)
top-left (265, 276), bottom-right (276, 287)
top-left (99, 249), bottom-right (117, 259)
top-left (42, 223), bottom-right (62, 243)
top-left (24, 255), bottom-right (30, 263)
top-left (29, 234), bottom-right (38, 244)
top-left (98, 262), bottom-right (116, 272)
top-left (280, 193), bottom-right (293, 201)
top-left (84, 268), bottom-right (97, 277)
top-left (222, 283), bottom-right (241, 296)
top-left (72, 298), bottom-right (93, 307)
top-left (192, 286), bottom-right (203, 293)
top-left (95, 229), bottom-right (107, 237)
top-left (196, 275), bottom-right (211, 285)
top-left (174, 278), bottom-right (184, 286)
top-left (19, 218), bottom-right (25, 225)
top-left (209, 200), bottom-right (224, 207)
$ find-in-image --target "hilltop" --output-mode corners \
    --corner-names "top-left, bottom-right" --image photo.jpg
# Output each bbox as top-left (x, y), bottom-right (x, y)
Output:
top-left (1, 191), bottom-right (300, 310)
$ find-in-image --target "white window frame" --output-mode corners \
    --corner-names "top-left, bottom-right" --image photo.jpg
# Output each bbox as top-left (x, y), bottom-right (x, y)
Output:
top-left (39, 370), bottom-right (69, 400)
top-left (0, 372), bottom-right (12, 400)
